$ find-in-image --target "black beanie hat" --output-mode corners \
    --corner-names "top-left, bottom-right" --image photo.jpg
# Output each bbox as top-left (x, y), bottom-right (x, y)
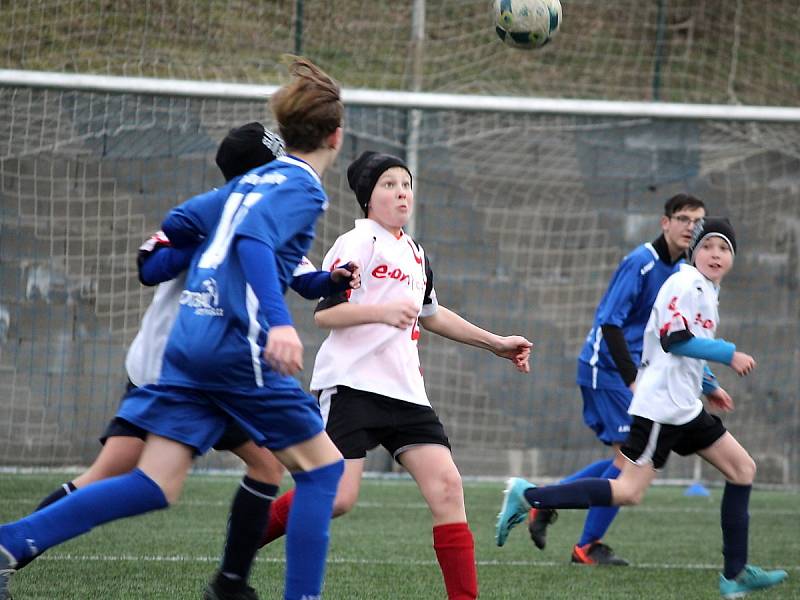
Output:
top-left (346, 151), bottom-right (412, 216)
top-left (215, 122), bottom-right (285, 181)
top-left (689, 217), bottom-right (737, 264)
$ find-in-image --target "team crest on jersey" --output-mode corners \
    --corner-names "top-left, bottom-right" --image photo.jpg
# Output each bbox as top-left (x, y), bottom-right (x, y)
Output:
top-left (180, 277), bottom-right (224, 316)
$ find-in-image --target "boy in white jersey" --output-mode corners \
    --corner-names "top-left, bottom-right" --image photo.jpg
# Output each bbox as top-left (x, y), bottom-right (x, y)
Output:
top-left (256, 151), bottom-right (533, 600)
top-left (496, 218), bottom-right (788, 599)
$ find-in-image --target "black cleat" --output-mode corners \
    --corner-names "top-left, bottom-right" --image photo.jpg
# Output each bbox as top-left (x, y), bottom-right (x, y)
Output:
top-left (527, 508), bottom-right (558, 550)
top-left (571, 541), bottom-right (629, 566)
top-left (203, 572), bottom-right (260, 600)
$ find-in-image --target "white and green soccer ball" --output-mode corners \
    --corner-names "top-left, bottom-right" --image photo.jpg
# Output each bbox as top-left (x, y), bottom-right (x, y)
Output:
top-left (493, 0), bottom-right (562, 50)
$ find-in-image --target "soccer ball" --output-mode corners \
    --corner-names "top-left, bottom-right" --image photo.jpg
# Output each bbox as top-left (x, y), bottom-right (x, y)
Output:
top-left (493, 0), bottom-right (562, 50)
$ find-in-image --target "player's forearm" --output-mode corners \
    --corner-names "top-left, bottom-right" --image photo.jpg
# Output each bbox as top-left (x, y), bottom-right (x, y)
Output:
top-left (668, 336), bottom-right (736, 365)
top-left (314, 302), bottom-right (390, 329)
top-left (291, 271), bottom-right (335, 300)
top-left (161, 210), bottom-right (206, 248)
top-left (420, 306), bottom-right (498, 351)
top-left (600, 324), bottom-right (638, 386)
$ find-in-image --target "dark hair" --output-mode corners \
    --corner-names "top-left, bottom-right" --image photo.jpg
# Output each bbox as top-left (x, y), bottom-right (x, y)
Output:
top-left (664, 193), bottom-right (705, 216)
top-left (270, 57), bottom-right (343, 152)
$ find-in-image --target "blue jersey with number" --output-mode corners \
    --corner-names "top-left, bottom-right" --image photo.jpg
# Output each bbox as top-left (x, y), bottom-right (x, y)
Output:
top-left (159, 155), bottom-right (328, 390)
top-left (577, 242), bottom-right (681, 390)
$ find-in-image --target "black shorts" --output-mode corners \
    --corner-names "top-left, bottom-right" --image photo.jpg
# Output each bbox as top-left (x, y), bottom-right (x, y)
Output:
top-left (100, 380), bottom-right (251, 451)
top-left (320, 386), bottom-right (451, 461)
top-left (620, 408), bottom-right (727, 470)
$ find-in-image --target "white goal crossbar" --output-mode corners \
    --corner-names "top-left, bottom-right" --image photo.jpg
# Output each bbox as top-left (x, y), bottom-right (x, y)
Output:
top-left (2, 69), bottom-right (800, 123)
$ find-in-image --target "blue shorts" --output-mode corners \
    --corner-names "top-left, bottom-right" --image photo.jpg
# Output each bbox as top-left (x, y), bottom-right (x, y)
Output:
top-left (118, 379), bottom-right (324, 454)
top-left (579, 386), bottom-right (633, 445)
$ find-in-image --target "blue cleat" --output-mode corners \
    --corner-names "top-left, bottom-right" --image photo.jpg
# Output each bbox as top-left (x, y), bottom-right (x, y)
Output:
top-left (719, 565), bottom-right (788, 598)
top-left (495, 477), bottom-right (535, 547)
top-left (0, 544), bottom-right (17, 600)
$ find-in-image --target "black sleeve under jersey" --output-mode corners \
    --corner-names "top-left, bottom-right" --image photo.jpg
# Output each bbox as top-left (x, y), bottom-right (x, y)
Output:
top-left (423, 253), bottom-right (434, 306)
top-left (659, 318), bottom-right (693, 353)
top-left (600, 324), bottom-right (638, 386)
top-left (314, 290), bottom-right (349, 313)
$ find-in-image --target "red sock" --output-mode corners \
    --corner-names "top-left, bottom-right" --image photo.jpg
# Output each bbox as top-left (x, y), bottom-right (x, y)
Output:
top-left (260, 488), bottom-right (295, 546)
top-left (433, 522), bottom-right (478, 600)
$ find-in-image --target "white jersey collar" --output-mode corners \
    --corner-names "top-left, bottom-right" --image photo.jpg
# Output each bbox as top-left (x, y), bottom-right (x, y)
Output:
top-left (679, 262), bottom-right (720, 293)
top-left (278, 155), bottom-right (321, 184)
top-left (354, 218), bottom-right (405, 243)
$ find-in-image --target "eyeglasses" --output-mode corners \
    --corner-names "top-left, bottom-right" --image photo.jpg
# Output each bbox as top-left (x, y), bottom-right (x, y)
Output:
top-left (671, 215), bottom-right (703, 227)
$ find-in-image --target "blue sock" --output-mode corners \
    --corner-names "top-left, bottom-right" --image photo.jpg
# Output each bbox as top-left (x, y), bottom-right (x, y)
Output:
top-left (560, 458), bottom-right (614, 484)
top-left (0, 468), bottom-right (167, 561)
top-left (721, 482), bottom-right (750, 580)
top-left (578, 464), bottom-right (621, 546)
top-left (284, 459), bottom-right (344, 600)
top-left (524, 478), bottom-right (613, 510)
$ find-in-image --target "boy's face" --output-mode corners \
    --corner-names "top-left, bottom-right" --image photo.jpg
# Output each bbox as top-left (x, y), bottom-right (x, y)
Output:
top-left (694, 235), bottom-right (734, 284)
top-left (661, 206), bottom-right (706, 252)
top-left (367, 167), bottom-right (413, 231)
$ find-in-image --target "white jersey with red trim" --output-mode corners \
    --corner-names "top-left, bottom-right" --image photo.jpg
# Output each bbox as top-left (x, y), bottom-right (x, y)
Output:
top-left (629, 263), bottom-right (720, 425)
top-left (125, 257), bottom-right (315, 387)
top-left (310, 218), bottom-right (438, 406)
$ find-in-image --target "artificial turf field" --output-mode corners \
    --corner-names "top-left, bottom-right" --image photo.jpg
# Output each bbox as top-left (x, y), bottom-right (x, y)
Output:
top-left (1, 472), bottom-right (797, 599)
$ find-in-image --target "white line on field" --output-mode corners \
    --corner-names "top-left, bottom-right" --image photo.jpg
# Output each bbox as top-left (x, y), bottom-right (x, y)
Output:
top-left (5, 498), bottom-right (799, 515)
top-left (36, 554), bottom-right (799, 572)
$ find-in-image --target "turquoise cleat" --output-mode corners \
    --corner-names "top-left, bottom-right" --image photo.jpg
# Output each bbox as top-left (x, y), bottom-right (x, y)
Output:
top-left (495, 477), bottom-right (535, 547)
top-left (719, 565), bottom-right (788, 598)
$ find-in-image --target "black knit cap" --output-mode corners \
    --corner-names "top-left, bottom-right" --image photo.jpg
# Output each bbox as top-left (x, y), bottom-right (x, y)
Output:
top-left (689, 216), bottom-right (737, 264)
top-left (215, 122), bottom-right (285, 182)
top-left (346, 151), bottom-right (412, 216)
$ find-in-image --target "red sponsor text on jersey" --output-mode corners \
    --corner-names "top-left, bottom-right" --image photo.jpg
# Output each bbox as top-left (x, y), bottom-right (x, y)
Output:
top-left (371, 263), bottom-right (426, 292)
top-left (694, 313), bottom-right (714, 329)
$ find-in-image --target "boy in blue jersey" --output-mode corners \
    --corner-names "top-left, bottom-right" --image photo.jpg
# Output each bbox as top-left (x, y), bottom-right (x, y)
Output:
top-left (497, 217), bottom-right (788, 598)
top-left (528, 194), bottom-right (706, 565)
top-left (0, 58), bottom-right (346, 600)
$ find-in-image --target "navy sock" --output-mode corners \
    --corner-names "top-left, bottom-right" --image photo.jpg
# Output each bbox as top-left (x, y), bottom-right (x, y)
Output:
top-left (524, 478), bottom-right (613, 510)
top-left (578, 464), bottom-right (621, 546)
top-left (284, 460), bottom-right (344, 600)
top-left (34, 481), bottom-right (77, 511)
top-left (220, 476), bottom-right (278, 582)
top-left (0, 468), bottom-right (167, 561)
top-left (721, 482), bottom-right (751, 580)
top-left (560, 458), bottom-right (614, 484)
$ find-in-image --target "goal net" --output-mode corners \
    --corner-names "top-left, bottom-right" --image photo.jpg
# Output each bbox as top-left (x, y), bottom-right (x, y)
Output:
top-left (0, 0), bottom-right (798, 484)
top-left (0, 85), bottom-right (797, 485)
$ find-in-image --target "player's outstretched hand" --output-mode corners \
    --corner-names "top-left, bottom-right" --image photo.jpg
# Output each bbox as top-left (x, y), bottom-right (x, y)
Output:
top-left (493, 336), bottom-right (533, 373)
top-left (382, 299), bottom-right (420, 329)
top-left (706, 386), bottom-right (734, 412)
top-left (332, 261), bottom-right (361, 290)
top-left (264, 325), bottom-right (304, 375)
top-left (730, 351), bottom-right (756, 376)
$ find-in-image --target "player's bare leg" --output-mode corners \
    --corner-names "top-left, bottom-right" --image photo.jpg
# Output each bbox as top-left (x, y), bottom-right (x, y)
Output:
top-left (73, 436), bottom-right (145, 488)
top-left (697, 434), bottom-right (787, 595)
top-left (137, 434), bottom-right (195, 504)
top-left (401, 445), bottom-right (477, 599)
